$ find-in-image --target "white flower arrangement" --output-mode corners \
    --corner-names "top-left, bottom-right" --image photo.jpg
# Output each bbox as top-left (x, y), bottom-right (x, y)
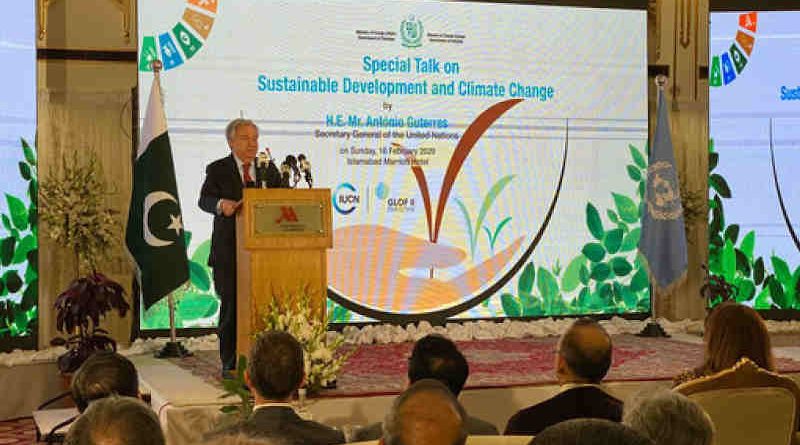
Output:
top-left (260, 293), bottom-right (350, 394)
top-left (39, 151), bottom-right (119, 274)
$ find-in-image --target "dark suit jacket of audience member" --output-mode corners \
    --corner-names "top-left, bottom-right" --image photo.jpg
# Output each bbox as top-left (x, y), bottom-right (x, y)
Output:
top-left (213, 406), bottom-right (344, 445)
top-left (352, 415), bottom-right (499, 442)
top-left (504, 385), bottom-right (623, 436)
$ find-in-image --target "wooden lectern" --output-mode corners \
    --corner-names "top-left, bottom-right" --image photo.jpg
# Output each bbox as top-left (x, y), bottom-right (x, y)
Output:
top-left (235, 188), bottom-right (332, 360)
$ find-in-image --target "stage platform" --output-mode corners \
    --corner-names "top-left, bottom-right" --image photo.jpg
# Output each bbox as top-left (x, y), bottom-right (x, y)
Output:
top-left (132, 332), bottom-right (800, 445)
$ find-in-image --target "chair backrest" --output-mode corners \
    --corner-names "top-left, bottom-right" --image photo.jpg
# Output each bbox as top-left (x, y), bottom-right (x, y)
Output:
top-left (688, 387), bottom-right (796, 445)
top-left (675, 358), bottom-right (800, 445)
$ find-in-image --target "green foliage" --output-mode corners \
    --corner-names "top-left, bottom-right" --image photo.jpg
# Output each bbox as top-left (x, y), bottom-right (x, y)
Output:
top-left (327, 299), bottom-right (353, 323)
top-left (455, 175), bottom-right (515, 259)
top-left (483, 217), bottom-right (513, 254)
top-left (500, 143), bottom-right (650, 317)
top-left (706, 140), bottom-right (799, 309)
top-left (0, 138), bottom-right (38, 339)
top-left (219, 355), bottom-right (253, 420)
top-left (586, 204), bottom-right (604, 240)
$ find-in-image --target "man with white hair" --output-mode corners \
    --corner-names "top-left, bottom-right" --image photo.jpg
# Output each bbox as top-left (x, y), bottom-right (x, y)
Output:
top-left (199, 118), bottom-right (280, 373)
top-left (65, 396), bottom-right (164, 445)
top-left (623, 389), bottom-right (714, 445)
top-left (382, 379), bottom-right (468, 445)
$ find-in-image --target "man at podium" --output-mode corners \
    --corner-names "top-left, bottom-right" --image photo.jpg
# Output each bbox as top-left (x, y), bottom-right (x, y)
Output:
top-left (198, 118), bottom-right (280, 373)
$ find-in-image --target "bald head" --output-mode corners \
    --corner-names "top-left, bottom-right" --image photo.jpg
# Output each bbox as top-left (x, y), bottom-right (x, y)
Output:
top-left (383, 379), bottom-right (468, 445)
top-left (557, 318), bottom-right (613, 383)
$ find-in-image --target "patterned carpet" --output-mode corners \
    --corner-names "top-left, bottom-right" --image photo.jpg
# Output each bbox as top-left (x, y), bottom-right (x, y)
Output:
top-left (0, 418), bottom-right (36, 445)
top-left (169, 334), bottom-right (800, 397)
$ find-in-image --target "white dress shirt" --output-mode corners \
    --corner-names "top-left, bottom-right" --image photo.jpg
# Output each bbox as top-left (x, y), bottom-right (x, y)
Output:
top-left (216, 154), bottom-right (256, 215)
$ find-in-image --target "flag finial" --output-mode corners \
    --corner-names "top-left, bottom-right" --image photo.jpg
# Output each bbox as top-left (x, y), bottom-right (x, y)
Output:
top-left (655, 74), bottom-right (668, 91)
top-left (150, 60), bottom-right (163, 75)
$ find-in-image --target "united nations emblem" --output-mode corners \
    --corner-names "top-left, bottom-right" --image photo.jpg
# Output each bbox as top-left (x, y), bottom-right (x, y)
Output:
top-left (400, 15), bottom-right (424, 48)
top-left (646, 161), bottom-right (683, 220)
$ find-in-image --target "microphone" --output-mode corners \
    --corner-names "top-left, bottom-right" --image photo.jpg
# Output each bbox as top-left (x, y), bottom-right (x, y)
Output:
top-left (280, 161), bottom-right (292, 188)
top-left (285, 155), bottom-right (301, 187)
top-left (255, 151), bottom-right (269, 188)
top-left (298, 154), bottom-right (313, 188)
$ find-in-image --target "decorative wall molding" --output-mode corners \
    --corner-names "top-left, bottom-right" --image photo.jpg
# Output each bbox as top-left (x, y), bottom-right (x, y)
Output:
top-left (648, 0), bottom-right (662, 60)
top-left (38, 0), bottom-right (132, 42)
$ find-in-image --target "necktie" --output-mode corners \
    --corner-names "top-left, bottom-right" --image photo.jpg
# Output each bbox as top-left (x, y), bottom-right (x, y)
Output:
top-left (242, 161), bottom-right (253, 184)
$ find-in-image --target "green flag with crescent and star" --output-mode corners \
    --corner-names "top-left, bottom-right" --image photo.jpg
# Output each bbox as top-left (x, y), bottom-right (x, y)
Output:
top-left (125, 75), bottom-right (189, 309)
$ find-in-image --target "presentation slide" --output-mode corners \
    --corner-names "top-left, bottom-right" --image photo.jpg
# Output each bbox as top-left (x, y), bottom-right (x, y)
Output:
top-left (0, 2), bottom-right (38, 343)
top-left (138, 0), bottom-right (649, 327)
top-left (709, 11), bottom-right (800, 310)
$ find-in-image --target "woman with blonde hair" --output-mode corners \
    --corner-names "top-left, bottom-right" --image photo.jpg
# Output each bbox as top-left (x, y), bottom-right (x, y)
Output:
top-left (674, 301), bottom-right (774, 386)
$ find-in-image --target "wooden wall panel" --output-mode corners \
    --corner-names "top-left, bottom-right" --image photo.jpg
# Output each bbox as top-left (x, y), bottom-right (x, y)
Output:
top-left (648, 0), bottom-right (709, 320)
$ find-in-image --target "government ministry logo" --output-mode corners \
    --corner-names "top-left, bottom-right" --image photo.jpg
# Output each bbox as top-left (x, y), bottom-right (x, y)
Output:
top-left (400, 15), bottom-right (424, 48)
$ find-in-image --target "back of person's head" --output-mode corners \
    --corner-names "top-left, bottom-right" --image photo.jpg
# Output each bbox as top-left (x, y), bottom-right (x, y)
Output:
top-left (532, 418), bottom-right (654, 445)
top-left (557, 318), bottom-right (613, 383)
top-left (624, 389), bottom-right (714, 445)
top-left (205, 433), bottom-right (284, 445)
top-left (65, 395), bottom-right (164, 445)
top-left (247, 330), bottom-right (304, 401)
top-left (407, 334), bottom-right (469, 395)
top-left (383, 378), bottom-right (468, 445)
top-left (71, 351), bottom-right (139, 412)
top-left (704, 302), bottom-right (774, 373)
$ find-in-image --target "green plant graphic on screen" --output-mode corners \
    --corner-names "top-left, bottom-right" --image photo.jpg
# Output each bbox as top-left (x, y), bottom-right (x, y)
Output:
top-left (454, 174), bottom-right (515, 259)
top-left (141, 231), bottom-right (219, 329)
top-left (500, 143), bottom-right (650, 317)
top-left (327, 299), bottom-right (352, 323)
top-left (0, 138), bottom-right (38, 338)
top-left (707, 140), bottom-right (800, 309)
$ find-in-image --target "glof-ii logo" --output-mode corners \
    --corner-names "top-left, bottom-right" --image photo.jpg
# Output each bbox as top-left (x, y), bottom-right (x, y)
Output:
top-left (400, 15), bottom-right (424, 48)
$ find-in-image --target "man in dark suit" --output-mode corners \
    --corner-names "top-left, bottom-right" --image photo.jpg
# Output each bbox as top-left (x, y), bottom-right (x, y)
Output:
top-left (211, 331), bottom-right (344, 445)
top-left (505, 318), bottom-right (623, 436)
top-left (352, 334), bottom-right (498, 442)
top-left (198, 119), bottom-right (279, 372)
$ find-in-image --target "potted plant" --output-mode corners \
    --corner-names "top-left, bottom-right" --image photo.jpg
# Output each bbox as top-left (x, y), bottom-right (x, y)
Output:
top-left (50, 272), bottom-right (129, 373)
top-left (39, 151), bottom-right (129, 373)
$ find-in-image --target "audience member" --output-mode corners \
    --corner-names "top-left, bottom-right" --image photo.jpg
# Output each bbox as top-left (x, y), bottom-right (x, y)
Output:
top-left (353, 334), bottom-right (497, 441)
top-left (673, 302), bottom-right (774, 386)
top-left (210, 331), bottom-right (344, 445)
top-left (64, 395), bottom-right (164, 445)
top-left (205, 433), bottom-right (285, 445)
top-left (624, 389), bottom-right (714, 445)
top-left (531, 418), bottom-right (654, 445)
top-left (505, 318), bottom-right (622, 436)
top-left (382, 379), bottom-right (468, 445)
top-left (71, 351), bottom-right (139, 412)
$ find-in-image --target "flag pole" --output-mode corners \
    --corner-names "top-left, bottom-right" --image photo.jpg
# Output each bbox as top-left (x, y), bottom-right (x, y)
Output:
top-left (149, 59), bottom-right (192, 359)
top-left (637, 74), bottom-right (671, 338)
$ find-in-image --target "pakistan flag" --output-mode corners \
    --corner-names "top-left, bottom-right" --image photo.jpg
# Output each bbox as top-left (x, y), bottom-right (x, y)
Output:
top-left (126, 75), bottom-right (189, 309)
